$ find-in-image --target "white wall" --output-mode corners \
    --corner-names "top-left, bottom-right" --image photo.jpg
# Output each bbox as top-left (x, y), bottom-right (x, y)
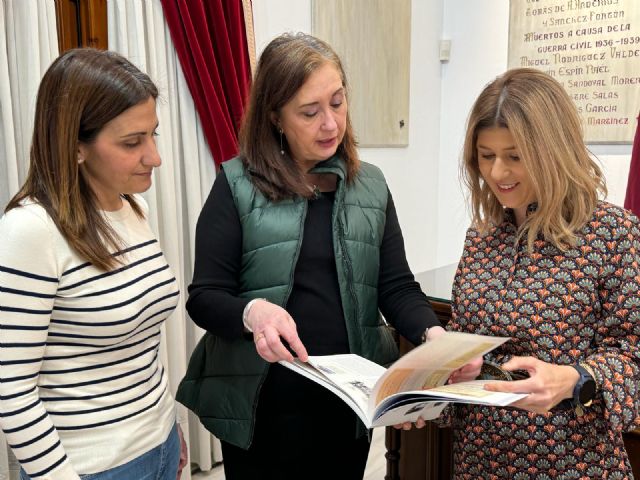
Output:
top-left (437, 1), bottom-right (510, 267)
top-left (594, 143), bottom-right (633, 207)
top-left (356, 0), bottom-right (444, 274)
top-left (252, 0), bottom-right (634, 274)
top-left (252, 0), bottom-right (312, 53)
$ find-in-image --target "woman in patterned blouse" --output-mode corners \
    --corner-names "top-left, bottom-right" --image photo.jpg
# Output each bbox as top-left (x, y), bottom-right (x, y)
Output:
top-left (449, 67), bottom-right (640, 479)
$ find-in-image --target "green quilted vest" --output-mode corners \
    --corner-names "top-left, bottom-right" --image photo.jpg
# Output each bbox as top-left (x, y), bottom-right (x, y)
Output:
top-left (176, 155), bottom-right (399, 448)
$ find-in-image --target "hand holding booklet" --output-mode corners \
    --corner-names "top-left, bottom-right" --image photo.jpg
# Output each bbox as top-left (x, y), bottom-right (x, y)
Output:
top-left (278, 331), bottom-right (527, 428)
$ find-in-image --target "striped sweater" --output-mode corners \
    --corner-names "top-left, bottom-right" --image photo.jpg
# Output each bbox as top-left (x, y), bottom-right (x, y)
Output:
top-left (0, 197), bottom-right (179, 479)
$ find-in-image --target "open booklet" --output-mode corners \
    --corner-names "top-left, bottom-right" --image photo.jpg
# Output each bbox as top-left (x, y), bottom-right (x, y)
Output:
top-left (278, 331), bottom-right (528, 428)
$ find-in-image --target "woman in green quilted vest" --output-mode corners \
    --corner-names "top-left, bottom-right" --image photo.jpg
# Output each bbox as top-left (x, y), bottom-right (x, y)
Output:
top-left (177, 33), bottom-right (480, 480)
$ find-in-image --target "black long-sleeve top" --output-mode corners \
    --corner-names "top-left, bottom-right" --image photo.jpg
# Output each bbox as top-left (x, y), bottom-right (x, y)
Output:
top-left (187, 171), bottom-right (439, 352)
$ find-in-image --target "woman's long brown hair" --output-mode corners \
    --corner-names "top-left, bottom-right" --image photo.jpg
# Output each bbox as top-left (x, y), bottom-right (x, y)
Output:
top-left (6, 49), bottom-right (158, 270)
top-left (239, 33), bottom-right (359, 201)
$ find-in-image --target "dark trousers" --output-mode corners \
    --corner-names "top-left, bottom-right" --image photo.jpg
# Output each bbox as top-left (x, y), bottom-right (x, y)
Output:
top-left (221, 364), bottom-right (371, 480)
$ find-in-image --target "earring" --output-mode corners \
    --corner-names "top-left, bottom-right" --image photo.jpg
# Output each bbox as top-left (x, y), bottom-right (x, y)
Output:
top-left (77, 157), bottom-right (85, 165)
top-left (279, 128), bottom-right (285, 156)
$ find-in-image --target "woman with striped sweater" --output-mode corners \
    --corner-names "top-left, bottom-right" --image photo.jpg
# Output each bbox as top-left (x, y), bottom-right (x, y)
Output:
top-left (0, 49), bottom-right (185, 480)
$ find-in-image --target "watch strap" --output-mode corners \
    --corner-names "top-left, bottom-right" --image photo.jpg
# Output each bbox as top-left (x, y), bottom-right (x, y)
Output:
top-left (578, 362), bottom-right (598, 392)
top-left (571, 363), bottom-right (596, 415)
top-left (555, 363), bottom-right (596, 414)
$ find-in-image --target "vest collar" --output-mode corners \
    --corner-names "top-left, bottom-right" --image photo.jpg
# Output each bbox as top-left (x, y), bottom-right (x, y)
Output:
top-left (309, 155), bottom-right (346, 180)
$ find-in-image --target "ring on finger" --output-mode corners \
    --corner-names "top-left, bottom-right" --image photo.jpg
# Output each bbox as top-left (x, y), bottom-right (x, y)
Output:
top-left (254, 332), bottom-right (266, 343)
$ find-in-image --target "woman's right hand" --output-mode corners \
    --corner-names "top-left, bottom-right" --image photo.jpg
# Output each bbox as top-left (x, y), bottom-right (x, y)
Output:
top-left (245, 300), bottom-right (309, 363)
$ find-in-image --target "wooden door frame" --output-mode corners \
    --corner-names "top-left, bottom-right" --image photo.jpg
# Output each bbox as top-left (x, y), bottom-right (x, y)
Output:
top-left (54, 0), bottom-right (107, 52)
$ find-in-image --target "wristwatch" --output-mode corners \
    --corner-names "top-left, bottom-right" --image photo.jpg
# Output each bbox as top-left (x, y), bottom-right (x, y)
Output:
top-left (555, 363), bottom-right (596, 415)
top-left (420, 327), bottom-right (430, 344)
top-left (570, 363), bottom-right (597, 416)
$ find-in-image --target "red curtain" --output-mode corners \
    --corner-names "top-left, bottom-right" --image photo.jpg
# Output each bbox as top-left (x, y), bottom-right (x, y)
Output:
top-left (160, 0), bottom-right (252, 167)
top-left (624, 114), bottom-right (640, 216)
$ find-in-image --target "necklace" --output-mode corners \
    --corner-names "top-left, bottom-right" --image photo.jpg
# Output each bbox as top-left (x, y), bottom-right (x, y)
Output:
top-left (312, 184), bottom-right (321, 199)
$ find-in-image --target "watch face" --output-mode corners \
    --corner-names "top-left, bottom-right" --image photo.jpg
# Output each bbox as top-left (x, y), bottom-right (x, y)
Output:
top-left (578, 377), bottom-right (596, 404)
top-left (574, 363), bottom-right (597, 405)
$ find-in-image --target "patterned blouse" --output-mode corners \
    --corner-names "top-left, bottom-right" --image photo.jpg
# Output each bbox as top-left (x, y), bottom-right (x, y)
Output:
top-left (448, 201), bottom-right (640, 480)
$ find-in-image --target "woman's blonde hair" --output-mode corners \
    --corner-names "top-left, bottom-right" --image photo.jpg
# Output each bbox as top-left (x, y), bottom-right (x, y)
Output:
top-left (461, 67), bottom-right (606, 250)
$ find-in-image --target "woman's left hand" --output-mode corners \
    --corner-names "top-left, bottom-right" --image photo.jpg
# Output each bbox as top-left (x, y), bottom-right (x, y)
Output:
top-left (447, 356), bottom-right (483, 384)
top-left (424, 327), bottom-right (483, 384)
top-left (177, 424), bottom-right (188, 479)
top-left (483, 356), bottom-right (579, 414)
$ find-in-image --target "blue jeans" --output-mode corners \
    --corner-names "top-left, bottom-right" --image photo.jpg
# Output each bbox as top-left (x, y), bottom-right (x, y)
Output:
top-left (20, 423), bottom-right (180, 480)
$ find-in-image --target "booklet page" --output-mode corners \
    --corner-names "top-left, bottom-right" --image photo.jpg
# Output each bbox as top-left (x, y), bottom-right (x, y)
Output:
top-left (306, 354), bottom-right (385, 411)
top-left (280, 354), bottom-right (385, 426)
top-left (369, 332), bottom-right (510, 412)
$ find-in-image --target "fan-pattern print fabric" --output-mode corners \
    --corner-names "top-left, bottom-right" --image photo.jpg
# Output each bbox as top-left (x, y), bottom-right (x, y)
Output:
top-left (448, 201), bottom-right (640, 479)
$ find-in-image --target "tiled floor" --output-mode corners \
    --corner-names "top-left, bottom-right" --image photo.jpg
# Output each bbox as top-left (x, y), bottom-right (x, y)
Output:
top-left (191, 428), bottom-right (386, 479)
